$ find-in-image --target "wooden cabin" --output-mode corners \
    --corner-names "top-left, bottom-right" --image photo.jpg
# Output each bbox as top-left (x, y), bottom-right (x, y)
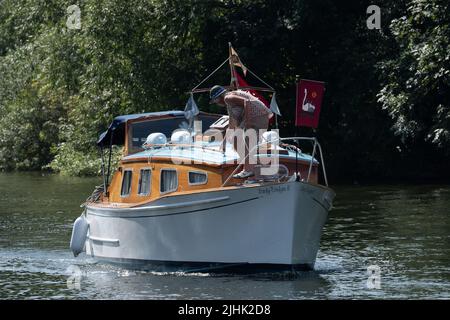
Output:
top-left (96, 111), bottom-right (319, 206)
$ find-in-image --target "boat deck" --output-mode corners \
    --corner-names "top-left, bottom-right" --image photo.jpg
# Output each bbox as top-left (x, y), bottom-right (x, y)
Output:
top-left (121, 141), bottom-right (318, 166)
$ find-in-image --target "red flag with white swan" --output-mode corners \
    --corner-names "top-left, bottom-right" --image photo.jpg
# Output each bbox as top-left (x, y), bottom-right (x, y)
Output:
top-left (295, 79), bottom-right (325, 128)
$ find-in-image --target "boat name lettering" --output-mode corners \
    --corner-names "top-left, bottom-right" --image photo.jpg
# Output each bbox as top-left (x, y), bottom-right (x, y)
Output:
top-left (259, 185), bottom-right (290, 195)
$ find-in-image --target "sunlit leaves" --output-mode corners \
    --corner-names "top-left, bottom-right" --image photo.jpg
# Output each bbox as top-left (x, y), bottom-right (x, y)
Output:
top-left (377, 0), bottom-right (450, 150)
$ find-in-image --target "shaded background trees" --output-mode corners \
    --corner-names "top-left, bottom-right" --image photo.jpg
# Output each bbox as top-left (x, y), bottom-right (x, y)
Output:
top-left (0, 0), bottom-right (448, 182)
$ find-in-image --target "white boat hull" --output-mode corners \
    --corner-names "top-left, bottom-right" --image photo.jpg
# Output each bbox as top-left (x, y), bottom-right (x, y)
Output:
top-left (84, 181), bottom-right (335, 272)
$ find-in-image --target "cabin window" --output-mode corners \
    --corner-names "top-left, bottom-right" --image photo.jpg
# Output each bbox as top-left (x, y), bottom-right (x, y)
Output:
top-left (138, 169), bottom-right (151, 196)
top-left (120, 170), bottom-right (133, 197)
top-left (160, 169), bottom-right (178, 194)
top-left (188, 171), bottom-right (208, 185)
top-left (126, 115), bottom-right (221, 155)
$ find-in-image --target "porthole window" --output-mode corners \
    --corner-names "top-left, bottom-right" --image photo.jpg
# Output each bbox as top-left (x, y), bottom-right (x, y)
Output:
top-left (188, 171), bottom-right (208, 185)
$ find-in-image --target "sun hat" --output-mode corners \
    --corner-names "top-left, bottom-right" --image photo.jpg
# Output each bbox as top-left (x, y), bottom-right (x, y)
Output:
top-left (209, 85), bottom-right (227, 103)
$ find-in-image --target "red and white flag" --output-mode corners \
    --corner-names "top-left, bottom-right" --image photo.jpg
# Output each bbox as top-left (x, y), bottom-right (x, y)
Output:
top-left (295, 79), bottom-right (325, 128)
top-left (236, 72), bottom-right (275, 122)
top-left (235, 72), bottom-right (269, 106)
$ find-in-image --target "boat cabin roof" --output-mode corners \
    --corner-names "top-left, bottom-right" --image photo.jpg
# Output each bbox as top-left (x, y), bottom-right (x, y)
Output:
top-left (122, 143), bottom-right (319, 166)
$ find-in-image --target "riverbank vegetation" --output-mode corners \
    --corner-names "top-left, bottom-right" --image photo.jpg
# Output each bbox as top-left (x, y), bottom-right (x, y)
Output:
top-left (0, 0), bottom-right (448, 182)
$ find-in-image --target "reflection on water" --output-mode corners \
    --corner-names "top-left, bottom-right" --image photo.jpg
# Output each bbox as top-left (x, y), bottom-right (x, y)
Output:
top-left (0, 172), bottom-right (449, 299)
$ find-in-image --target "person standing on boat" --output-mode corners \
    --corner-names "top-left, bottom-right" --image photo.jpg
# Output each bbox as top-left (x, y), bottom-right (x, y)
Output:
top-left (210, 85), bottom-right (273, 178)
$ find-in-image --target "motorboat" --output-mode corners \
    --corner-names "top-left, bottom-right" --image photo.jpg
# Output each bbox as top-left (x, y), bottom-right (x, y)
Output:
top-left (70, 46), bottom-right (335, 273)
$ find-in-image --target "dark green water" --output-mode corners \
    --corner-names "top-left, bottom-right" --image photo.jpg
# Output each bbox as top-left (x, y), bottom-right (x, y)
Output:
top-left (0, 172), bottom-right (449, 299)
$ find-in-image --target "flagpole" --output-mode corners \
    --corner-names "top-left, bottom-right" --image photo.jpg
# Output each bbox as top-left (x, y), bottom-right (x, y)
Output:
top-left (295, 74), bottom-right (300, 180)
top-left (228, 42), bottom-right (238, 90)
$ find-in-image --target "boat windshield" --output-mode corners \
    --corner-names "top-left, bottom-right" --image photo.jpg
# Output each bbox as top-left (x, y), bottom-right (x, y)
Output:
top-left (127, 116), bottom-right (219, 154)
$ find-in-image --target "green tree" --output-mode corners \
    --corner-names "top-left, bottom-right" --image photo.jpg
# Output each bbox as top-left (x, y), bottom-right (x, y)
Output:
top-left (0, 0), bottom-right (448, 182)
top-left (378, 0), bottom-right (450, 150)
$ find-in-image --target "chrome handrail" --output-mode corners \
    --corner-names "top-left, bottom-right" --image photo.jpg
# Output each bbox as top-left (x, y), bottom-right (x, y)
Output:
top-left (221, 136), bottom-right (329, 187)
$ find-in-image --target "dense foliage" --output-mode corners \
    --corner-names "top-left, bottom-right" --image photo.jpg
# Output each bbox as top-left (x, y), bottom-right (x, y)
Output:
top-left (378, 0), bottom-right (450, 151)
top-left (0, 0), bottom-right (448, 182)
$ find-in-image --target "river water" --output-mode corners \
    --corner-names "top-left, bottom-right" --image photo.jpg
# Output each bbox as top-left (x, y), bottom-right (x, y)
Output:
top-left (0, 172), bottom-right (449, 299)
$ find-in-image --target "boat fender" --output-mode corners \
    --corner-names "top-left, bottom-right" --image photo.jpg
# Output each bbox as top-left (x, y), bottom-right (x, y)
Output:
top-left (70, 215), bottom-right (89, 257)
